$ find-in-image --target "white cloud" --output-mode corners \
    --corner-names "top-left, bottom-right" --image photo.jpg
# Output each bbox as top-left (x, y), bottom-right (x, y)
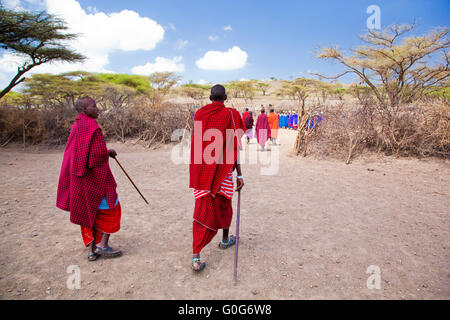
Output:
top-left (45, 0), bottom-right (164, 52)
top-left (196, 46), bottom-right (248, 71)
top-left (0, 0), bottom-right (165, 75)
top-left (86, 6), bottom-right (99, 14)
top-left (175, 39), bottom-right (189, 50)
top-left (2, 0), bottom-right (22, 9)
top-left (208, 35), bottom-right (219, 41)
top-left (223, 25), bottom-right (233, 31)
top-left (131, 56), bottom-right (185, 75)
top-left (0, 54), bottom-right (23, 73)
top-left (198, 80), bottom-right (207, 85)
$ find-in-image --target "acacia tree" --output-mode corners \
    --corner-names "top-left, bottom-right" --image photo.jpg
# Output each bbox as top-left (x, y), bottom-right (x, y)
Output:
top-left (22, 73), bottom-right (102, 107)
top-left (181, 84), bottom-right (208, 101)
top-left (316, 24), bottom-right (449, 116)
top-left (278, 78), bottom-right (318, 115)
top-left (147, 72), bottom-right (181, 104)
top-left (256, 82), bottom-right (269, 95)
top-left (0, 7), bottom-right (85, 99)
top-left (235, 80), bottom-right (255, 103)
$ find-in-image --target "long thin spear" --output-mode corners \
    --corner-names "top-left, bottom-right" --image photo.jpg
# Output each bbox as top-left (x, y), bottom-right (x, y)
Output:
top-left (113, 157), bottom-right (149, 205)
top-left (233, 189), bottom-right (241, 284)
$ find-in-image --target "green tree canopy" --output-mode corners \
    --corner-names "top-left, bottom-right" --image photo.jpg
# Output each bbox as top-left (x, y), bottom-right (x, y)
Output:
top-left (0, 7), bottom-right (85, 99)
top-left (94, 73), bottom-right (152, 94)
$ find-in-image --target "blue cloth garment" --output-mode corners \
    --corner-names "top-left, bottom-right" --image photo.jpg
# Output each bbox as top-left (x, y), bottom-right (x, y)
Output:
top-left (98, 197), bottom-right (119, 210)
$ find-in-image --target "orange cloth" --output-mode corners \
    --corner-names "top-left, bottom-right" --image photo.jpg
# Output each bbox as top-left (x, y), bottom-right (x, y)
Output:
top-left (81, 202), bottom-right (122, 246)
top-left (267, 113), bottom-right (279, 139)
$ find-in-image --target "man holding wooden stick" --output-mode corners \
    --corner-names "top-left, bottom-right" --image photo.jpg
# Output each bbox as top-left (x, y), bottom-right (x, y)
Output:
top-left (189, 85), bottom-right (246, 272)
top-left (56, 97), bottom-right (122, 261)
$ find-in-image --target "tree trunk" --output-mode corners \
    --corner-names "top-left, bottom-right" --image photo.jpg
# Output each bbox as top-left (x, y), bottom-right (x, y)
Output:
top-left (0, 69), bottom-right (27, 99)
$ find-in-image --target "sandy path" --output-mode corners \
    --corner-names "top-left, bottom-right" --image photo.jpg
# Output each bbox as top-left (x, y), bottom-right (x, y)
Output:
top-left (0, 129), bottom-right (449, 300)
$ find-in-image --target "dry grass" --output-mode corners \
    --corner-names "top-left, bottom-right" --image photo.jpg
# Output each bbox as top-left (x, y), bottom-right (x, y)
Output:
top-left (305, 98), bottom-right (449, 162)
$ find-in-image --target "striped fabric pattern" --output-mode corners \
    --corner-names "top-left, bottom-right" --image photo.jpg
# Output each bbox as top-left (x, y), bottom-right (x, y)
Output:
top-left (194, 171), bottom-right (234, 200)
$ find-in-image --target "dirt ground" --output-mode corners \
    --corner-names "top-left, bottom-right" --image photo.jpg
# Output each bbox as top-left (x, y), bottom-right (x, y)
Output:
top-left (0, 129), bottom-right (449, 300)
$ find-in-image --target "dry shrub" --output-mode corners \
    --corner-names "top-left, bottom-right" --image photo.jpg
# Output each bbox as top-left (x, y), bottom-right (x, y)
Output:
top-left (0, 106), bottom-right (49, 146)
top-left (99, 96), bottom-right (191, 148)
top-left (307, 98), bottom-right (449, 162)
top-left (307, 103), bottom-right (376, 163)
top-left (0, 97), bottom-right (190, 147)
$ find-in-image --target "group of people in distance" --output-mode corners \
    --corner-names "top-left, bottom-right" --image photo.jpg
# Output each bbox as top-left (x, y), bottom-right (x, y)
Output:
top-left (242, 105), bottom-right (279, 151)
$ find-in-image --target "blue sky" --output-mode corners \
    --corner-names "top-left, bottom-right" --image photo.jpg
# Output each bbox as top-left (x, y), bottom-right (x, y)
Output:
top-left (1, 0), bottom-right (449, 88)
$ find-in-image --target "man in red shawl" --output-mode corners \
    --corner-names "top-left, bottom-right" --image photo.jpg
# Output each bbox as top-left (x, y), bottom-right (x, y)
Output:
top-left (255, 108), bottom-right (271, 151)
top-left (57, 97), bottom-right (122, 261)
top-left (189, 85), bottom-right (246, 272)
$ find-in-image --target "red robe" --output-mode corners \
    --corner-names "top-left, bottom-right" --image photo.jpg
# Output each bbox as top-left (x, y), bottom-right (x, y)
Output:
top-left (56, 113), bottom-right (117, 229)
top-left (255, 113), bottom-right (271, 147)
top-left (189, 101), bottom-right (245, 254)
top-left (189, 101), bottom-right (245, 197)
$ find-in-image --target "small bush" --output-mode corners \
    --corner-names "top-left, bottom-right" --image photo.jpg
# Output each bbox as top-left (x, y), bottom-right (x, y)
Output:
top-left (307, 98), bottom-right (449, 162)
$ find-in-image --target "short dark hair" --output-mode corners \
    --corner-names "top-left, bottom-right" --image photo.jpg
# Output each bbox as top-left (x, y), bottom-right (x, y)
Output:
top-left (210, 84), bottom-right (226, 101)
top-left (270, 108), bottom-right (275, 113)
top-left (75, 96), bottom-right (94, 113)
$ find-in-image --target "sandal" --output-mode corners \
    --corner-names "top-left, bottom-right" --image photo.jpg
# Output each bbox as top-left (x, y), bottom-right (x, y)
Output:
top-left (88, 252), bottom-right (99, 261)
top-left (192, 258), bottom-right (206, 272)
top-left (218, 235), bottom-right (236, 250)
top-left (95, 246), bottom-right (122, 258)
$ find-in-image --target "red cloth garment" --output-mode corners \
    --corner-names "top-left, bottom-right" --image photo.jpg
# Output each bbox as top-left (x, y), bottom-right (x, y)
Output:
top-left (255, 113), bottom-right (271, 147)
top-left (192, 220), bottom-right (217, 255)
top-left (81, 201), bottom-right (122, 246)
top-left (193, 194), bottom-right (233, 232)
top-left (189, 101), bottom-right (245, 196)
top-left (193, 170), bottom-right (234, 200)
top-left (244, 115), bottom-right (254, 130)
top-left (56, 113), bottom-right (117, 229)
top-left (242, 111), bottom-right (249, 124)
top-left (192, 194), bottom-right (233, 254)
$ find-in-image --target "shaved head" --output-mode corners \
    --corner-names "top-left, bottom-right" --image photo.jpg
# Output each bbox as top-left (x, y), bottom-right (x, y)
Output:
top-left (210, 84), bottom-right (227, 102)
top-left (75, 96), bottom-right (95, 113)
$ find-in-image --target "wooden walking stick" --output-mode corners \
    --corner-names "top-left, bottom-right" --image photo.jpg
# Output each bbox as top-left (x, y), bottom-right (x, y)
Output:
top-left (113, 157), bottom-right (149, 205)
top-left (233, 189), bottom-right (241, 284)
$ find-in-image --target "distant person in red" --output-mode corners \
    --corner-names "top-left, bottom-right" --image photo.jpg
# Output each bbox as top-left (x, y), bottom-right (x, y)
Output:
top-left (242, 108), bottom-right (249, 124)
top-left (189, 84), bottom-right (246, 272)
top-left (244, 111), bottom-right (254, 144)
top-left (255, 108), bottom-right (271, 151)
top-left (56, 97), bottom-right (122, 261)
